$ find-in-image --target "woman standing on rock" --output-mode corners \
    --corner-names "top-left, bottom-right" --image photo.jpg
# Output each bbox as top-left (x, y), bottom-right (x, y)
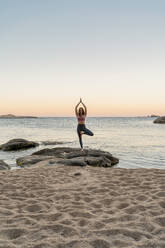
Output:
top-left (75, 98), bottom-right (94, 150)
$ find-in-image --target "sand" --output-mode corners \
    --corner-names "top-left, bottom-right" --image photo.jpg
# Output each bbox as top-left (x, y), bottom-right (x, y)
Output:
top-left (0, 163), bottom-right (165, 248)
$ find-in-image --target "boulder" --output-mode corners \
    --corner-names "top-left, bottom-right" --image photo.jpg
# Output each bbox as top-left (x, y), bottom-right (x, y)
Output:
top-left (16, 155), bottom-right (54, 168)
top-left (0, 139), bottom-right (39, 151)
top-left (153, 116), bottom-right (165, 124)
top-left (0, 160), bottom-right (10, 170)
top-left (31, 147), bottom-right (119, 167)
top-left (17, 147), bottom-right (119, 168)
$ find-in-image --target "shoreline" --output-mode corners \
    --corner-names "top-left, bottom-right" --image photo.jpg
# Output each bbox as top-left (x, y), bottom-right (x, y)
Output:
top-left (1, 164), bottom-right (165, 247)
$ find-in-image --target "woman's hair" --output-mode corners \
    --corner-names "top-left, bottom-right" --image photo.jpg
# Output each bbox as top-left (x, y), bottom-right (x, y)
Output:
top-left (78, 107), bottom-right (85, 116)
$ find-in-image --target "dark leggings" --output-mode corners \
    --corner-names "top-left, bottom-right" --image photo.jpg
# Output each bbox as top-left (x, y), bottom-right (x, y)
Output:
top-left (77, 124), bottom-right (94, 148)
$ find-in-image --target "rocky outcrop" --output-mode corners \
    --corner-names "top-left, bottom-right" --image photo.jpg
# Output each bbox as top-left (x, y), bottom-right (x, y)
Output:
top-left (153, 116), bottom-right (165, 124)
top-left (16, 155), bottom-right (54, 167)
top-left (16, 147), bottom-right (119, 168)
top-left (0, 139), bottom-right (39, 151)
top-left (0, 114), bottom-right (37, 118)
top-left (0, 160), bottom-right (10, 170)
top-left (0, 114), bottom-right (15, 118)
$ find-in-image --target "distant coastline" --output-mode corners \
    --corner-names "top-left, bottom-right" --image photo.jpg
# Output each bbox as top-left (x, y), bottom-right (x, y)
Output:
top-left (0, 114), bottom-right (161, 119)
top-left (0, 114), bottom-right (37, 119)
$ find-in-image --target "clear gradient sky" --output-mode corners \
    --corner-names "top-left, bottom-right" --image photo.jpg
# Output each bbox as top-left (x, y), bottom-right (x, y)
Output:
top-left (1, 0), bottom-right (165, 116)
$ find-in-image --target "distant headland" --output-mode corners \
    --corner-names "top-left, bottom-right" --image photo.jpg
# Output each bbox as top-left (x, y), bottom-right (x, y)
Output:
top-left (0, 114), bottom-right (37, 119)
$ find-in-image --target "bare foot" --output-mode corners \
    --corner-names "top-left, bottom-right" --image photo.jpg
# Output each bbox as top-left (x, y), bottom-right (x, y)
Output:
top-left (81, 148), bottom-right (84, 152)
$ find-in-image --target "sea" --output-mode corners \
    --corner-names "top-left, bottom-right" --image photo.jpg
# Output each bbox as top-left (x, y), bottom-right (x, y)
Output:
top-left (0, 117), bottom-right (164, 169)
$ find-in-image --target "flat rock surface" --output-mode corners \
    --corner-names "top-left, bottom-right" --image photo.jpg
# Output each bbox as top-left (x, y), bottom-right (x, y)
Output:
top-left (0, 139), bottom-right (39, 151)
top-left (17, 147), bottom-right (119, 167)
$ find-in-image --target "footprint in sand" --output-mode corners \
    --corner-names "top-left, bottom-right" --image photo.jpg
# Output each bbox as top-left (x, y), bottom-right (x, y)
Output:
top-left (69, 211), bottom-right (94, 219)
top-left (25, 203), bottom-right (50, 213)
top-left (57, 240), bottom-right (93, 248)
top-left (0, 228), bottom-right (26, 240)
top-left (43, 224), bottom-right (78, 237)
top-left (156, 192), bottom-right (165, 197)
top-left (60, 219), bottom-right (73, 225)
top-left (77, 218), bottom-right (89, 227)
top-left (25, 204), bottom-right (43, 213)
top-left (92, 221), bottom-right (105, 229)
top-left (159, 201), bottom-right (165, 209)
top-left (90, 239), bottom-right (110, 248)
top-left (136, 195), bottom-right (148, 201)
top-left (0, 208), bottom-right (14, 216)
top-left (117, 202), bottom-right (129, 209)
top-left (32, 243), bottom-right (54, 248)
top-left (112, 239), bottom-right (132, 247)
top-left (155, 217), bottom-right (165, 227)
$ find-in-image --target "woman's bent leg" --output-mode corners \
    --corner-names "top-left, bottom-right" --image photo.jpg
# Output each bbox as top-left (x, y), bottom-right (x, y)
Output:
top-left (84, 127), bottom-right (94, 136)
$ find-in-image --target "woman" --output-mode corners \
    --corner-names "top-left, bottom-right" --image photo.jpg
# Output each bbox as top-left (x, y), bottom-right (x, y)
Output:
top-left (75, 98), bottom-right (94, 150)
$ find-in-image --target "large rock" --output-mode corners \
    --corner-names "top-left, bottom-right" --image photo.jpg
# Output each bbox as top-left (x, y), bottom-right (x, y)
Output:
top-left (31, 147), bottom-right (119, 167)
top-left (0, 160), bottom-right (10, 170)
top-left (0, 139), bottom-right (39, 151)
top-left (153, 116), bottom-right (165, 124)
top-left (17, 147), bottom-right (119, 168)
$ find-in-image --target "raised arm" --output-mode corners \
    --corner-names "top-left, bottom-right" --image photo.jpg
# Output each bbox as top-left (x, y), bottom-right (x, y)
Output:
top-left (81, 100), bottom-right (87, 116)
top-left (75, 100), bottom-right (81, 116)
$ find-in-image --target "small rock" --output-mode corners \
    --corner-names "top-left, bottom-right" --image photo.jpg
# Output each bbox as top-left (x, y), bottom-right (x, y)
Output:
top-left (154, 116), bottom-right (165, 124)
top-left (85, 156), bottom-right (112, 167)
top-left (74, 172), bottom-right (81, 176)
top-left (0, 160), bottom-right (10, 170)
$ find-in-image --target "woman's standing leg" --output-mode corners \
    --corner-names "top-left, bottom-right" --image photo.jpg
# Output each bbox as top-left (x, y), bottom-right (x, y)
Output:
top-left (77, 126), bottom-right (83, 148)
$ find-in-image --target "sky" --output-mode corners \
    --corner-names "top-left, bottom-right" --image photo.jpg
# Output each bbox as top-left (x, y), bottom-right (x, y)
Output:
top-left (0, 0), bottom-right (165, 116)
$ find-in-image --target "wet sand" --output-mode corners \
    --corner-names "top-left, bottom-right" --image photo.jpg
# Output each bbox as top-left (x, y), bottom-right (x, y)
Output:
top-left (0, 163), bottom-right (165, 248)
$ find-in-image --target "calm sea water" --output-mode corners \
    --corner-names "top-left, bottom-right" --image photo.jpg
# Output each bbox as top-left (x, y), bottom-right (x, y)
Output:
top-left (0, 117), bottom-right (164, 169)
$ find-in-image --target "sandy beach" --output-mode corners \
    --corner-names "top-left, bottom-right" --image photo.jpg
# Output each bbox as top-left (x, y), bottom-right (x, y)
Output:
top-left (0, 163), bottom-right (165, 248)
